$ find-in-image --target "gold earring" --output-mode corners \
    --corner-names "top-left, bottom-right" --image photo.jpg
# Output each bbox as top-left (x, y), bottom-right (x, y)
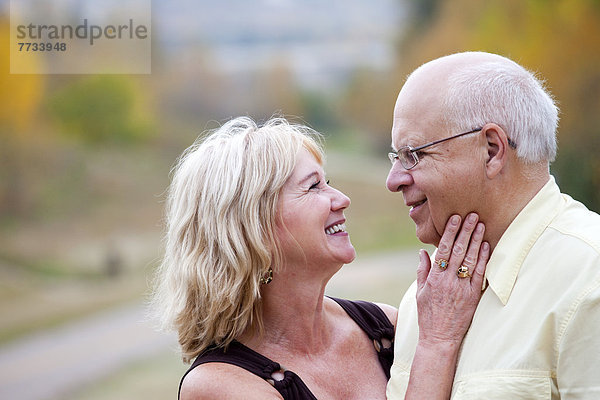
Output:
top-left (260, 267), bottom-right (273, 284)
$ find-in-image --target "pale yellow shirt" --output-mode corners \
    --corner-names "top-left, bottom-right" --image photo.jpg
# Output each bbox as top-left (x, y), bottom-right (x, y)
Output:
top-left (387, 177), bottom-right (600, 399)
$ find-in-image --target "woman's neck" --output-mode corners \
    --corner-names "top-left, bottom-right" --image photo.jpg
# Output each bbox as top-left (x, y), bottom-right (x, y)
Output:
top-left (241, 266), bottom-right (339, 355)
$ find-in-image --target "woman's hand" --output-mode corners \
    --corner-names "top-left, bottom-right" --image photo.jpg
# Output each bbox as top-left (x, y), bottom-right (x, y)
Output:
top-left (405, 213), bottom-right (489, 400)
top-left (415, 213), bottom-right (488, 346)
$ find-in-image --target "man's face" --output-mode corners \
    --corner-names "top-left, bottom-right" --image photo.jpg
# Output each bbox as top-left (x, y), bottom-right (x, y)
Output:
top-left (385, 83), bottom-right (485, 246)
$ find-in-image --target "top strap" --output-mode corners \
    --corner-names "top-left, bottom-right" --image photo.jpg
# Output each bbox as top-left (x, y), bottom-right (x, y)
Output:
top-left (328, 297), bottom-right (395, 378)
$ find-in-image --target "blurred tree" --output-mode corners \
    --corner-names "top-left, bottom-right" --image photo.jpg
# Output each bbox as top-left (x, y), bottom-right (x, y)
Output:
top-left (341, 68), bottom-right (399, 150)
top-left (387, 0), bottom-right (600, 211)
top-left (47, 75), bottom-right (154, 145)
top-left (157, 49), bottom-right (229, 128)
top-left (0, 19), bottom-right (44, 218)
top-left (252, 60), bottom-right (303, 119)
top-left (298, 91), bottom-right (339, 133)
top-left (410, 0), bottom-right (443, 29)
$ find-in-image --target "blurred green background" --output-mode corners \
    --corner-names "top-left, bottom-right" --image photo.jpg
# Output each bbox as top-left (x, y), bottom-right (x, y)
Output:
top-left (1, 0), bottom-right (599, 399)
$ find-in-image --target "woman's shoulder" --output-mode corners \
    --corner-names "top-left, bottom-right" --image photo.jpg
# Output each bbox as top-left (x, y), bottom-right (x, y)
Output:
top-left (375, 302), bottom-right (398, 329)
top-left (180, 362), bottom-right (282, 400)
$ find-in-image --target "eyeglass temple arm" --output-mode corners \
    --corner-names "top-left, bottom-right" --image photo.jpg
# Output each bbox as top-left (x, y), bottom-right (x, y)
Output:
top-left (410, 128), bottom-right (482, 152)
top-left (410, 128), bottom-right (517, 152)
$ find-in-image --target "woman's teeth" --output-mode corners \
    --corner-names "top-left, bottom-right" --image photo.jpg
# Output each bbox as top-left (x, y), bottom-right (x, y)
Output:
top-left (325, 223), bottom-right (346, 235)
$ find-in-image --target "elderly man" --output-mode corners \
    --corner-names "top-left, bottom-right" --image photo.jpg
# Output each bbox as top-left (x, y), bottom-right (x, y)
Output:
top-left (386, 52), bottom-right (600, 399)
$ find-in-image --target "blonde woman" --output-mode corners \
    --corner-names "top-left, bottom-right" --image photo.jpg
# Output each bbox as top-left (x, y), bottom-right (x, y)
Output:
top-left (153, 117), bottom-right (488, 400)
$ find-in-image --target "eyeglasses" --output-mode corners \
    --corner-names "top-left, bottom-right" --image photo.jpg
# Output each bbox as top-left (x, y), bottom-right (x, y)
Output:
top-left (387, 127), bottom-right (518, 170)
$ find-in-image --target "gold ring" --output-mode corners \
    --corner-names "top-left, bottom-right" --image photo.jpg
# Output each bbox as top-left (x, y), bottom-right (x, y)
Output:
top-left (457, 265), bottom-right (471, 278)
top-left (436, 259), bottom-right (449, 270)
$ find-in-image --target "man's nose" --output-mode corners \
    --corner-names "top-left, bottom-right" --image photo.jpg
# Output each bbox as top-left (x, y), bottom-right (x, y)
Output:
top-left (386, 162), bottom-right (414, 192)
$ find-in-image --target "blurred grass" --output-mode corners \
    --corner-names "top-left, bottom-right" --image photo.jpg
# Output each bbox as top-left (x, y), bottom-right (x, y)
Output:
top-left (0, 261), bottom-right (149, 344)
top-left (63, 350), bottom-right (186, 400)
top-left (0, 143), bottom-right (168, 345)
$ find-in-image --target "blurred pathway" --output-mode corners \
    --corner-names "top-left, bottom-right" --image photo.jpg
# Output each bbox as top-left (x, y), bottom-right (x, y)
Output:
top-left (0, 303), bottom-right (176, 400)
top-left (0, 249), bottom-right (420, 400)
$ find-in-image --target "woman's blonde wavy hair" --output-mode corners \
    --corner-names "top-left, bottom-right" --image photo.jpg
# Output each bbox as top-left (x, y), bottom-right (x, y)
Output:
top-left (152, 116), bottom-right (324, 362)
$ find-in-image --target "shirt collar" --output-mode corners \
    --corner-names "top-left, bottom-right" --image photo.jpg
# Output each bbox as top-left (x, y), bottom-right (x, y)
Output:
top-left (484, 176), bottom-right (564, 305)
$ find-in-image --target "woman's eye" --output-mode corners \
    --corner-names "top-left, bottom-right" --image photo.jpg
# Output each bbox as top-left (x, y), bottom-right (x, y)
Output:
top-left (309, 179), bottom-right (329, 190)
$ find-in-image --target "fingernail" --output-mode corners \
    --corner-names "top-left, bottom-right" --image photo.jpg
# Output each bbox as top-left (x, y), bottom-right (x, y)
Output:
top-left (451, 215), bottom-right (460, 225)
top-left (468, 213), bottom-right (477, 223)
top-left (483, 242), bottom-right (489, 251)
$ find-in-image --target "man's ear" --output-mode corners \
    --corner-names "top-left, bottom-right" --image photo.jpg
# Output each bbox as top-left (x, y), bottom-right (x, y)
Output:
top-left (483, 124), bottom-right (509, 179)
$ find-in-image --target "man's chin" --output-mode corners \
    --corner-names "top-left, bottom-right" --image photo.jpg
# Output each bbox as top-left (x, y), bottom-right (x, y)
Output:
top-left (415, 225), bottom-right (441, 246)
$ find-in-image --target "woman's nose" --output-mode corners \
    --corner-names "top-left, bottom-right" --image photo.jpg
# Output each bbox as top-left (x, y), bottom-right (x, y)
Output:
top-left (331, 187), bottom-right (351, 210)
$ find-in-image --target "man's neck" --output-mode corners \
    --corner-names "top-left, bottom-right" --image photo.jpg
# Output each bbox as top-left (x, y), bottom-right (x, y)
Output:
top-left (483, 166), bottom-right (550, 252)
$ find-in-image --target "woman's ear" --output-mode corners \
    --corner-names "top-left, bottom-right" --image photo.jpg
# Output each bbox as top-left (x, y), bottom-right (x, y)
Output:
top-left (483, 124), bottom-right (509, 179)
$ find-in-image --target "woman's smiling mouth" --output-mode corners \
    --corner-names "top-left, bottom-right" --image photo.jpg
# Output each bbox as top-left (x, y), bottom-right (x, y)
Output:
top-left (325, 223), bottom-right (347, 235)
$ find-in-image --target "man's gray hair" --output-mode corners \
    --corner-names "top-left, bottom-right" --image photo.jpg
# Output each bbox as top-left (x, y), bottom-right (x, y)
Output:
top-left (443, 57), bottom-right (559, 163)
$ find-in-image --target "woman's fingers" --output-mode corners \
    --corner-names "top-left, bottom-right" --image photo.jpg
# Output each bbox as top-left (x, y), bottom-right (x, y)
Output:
top-left (434, 213), bottom-right (482, 277)
top-left (448, 213), bottom-right (479, 273)
top-left (455, 221), bottom-right (485, 284)
top-left (461, 222), bottom-right (484, 269)
top-left (470, 241), bottom-right (490, 291)
top-left (416, 249), bottom-right (431, 291)
top-left (433, 215), bottom-right (461, 272)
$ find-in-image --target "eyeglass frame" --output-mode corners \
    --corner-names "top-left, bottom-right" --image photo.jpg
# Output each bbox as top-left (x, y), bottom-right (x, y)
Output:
top-left (387, 127), bottom-right (517, 170)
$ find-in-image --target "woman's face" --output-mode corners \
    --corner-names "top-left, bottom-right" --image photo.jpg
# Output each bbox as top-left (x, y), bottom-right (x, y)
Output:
top-left (275, 148), bottom-right (355, 270)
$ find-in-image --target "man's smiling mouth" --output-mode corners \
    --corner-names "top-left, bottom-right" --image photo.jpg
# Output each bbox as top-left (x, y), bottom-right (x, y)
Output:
top-left (410, 199), bottom-right (427, 211)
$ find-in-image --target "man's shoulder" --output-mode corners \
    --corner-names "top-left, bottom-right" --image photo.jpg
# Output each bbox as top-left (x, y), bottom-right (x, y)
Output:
top-left (398, 280), bottom-right (418, 307)
top-left (549, 194), bottom-right (600, 254)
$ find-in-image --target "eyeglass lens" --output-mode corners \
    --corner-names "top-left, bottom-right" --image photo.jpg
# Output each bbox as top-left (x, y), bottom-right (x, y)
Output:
top-left (400, 148), bottom-right (417, 169)
top-left (389, 148), bottom-right (418, 169)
